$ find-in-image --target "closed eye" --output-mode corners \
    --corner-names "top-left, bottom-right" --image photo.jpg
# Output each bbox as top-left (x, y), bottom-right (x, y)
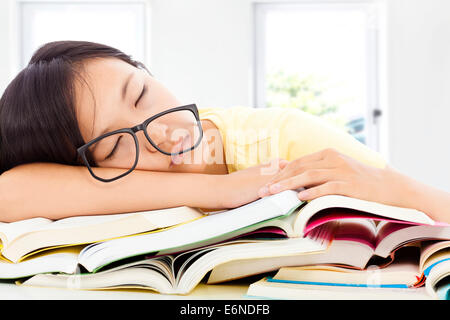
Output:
top-left (135, 84), bottom-right (147, 107)
top-left (105, 135), bottom-right (123, 160)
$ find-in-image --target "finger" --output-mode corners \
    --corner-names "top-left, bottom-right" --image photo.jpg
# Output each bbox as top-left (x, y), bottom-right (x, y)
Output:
top-left (266, 158), bottom-right (332, 188)
top-left (265, 149), bottom-right (337, 185)
top-left (297, 181), bottom-right (347, 201)
top-left (259, 150), bottom-right (337, 197)
top-left (259, 158), bottom-right (292, 178)
top-left (259, 165), bottom-right (326, 197)
top-left (279, 159), bottom-right (289, 169)
top-left (267, 169), bottom-right (336, 195)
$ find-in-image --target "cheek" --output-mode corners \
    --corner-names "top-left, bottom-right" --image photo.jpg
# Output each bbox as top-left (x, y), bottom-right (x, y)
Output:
top-left (134, 152), bottom-right (171, 171)
top-left (132, 137), bottom-right (211, 173)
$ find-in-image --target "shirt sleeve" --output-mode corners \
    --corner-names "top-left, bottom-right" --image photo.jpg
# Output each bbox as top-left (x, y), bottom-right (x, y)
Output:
top-left (199, 106), bottom-right (386, 172)
top-left (275, 107), bottom-right (386, 168)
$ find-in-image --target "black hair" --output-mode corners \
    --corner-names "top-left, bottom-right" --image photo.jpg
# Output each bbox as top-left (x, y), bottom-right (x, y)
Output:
top-left (0, 40), bottom-right (147, 173)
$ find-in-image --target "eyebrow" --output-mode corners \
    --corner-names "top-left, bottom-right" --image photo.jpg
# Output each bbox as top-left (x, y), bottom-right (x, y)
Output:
top-left (87, 71), bottom-right (135, 151)
top-left (97, 71), bottom-right (134, 137)
top-left (122, 72), bottom-right (135, 102)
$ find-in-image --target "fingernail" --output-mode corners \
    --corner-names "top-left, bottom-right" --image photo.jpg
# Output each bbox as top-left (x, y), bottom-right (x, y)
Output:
top-left (298, 190), bottom-right (309, 200)
top-left (269, 183), bottom-right (281, 193)
top-left (258, 186), bottom-right (269, 197)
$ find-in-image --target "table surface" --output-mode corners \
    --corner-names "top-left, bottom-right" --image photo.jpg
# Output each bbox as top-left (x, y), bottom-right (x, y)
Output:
top-left (0, 279), bottom-right (433, 300)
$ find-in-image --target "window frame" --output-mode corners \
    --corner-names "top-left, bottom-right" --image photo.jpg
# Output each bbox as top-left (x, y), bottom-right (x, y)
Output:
top-left (14, 0), bottom-right (151, 69)
top-left (252, 0), bottom-right (386, 153)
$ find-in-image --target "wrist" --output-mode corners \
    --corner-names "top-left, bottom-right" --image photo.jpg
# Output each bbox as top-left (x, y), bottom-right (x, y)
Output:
top-left (212, 173), bottom-right (233, 209)
top-left (217, 172), bottom-right (252, 209)
top-left (402, 174), bottom-right (450, 222)
top-left (384, 165), bottom-right (428, 211)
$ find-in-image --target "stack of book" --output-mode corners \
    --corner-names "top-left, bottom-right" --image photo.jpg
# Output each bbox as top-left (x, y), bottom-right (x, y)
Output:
top-left (1, 190), bottom-right (449, 299)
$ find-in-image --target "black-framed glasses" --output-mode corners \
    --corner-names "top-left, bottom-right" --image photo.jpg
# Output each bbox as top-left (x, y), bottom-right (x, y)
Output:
top-left (77, 104), bottom-right (203, 182)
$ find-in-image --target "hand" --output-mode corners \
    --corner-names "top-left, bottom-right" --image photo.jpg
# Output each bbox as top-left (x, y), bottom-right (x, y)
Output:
top-left (220, 158), bottom-right (287, 209)
top-left (257, 148), bottom-right (413, 209)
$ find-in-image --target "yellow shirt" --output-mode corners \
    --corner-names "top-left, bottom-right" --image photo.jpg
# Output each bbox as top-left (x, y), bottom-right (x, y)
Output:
top-left (199, 106), bottom-right (385, 173)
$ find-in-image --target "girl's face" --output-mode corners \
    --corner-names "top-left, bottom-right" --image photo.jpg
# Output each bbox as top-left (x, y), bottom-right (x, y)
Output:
top-left (74, 57), bottom-right (218, 174)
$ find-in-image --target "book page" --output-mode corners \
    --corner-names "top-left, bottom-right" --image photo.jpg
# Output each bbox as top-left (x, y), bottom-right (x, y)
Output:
top-left (79, 190), bottom-right (302, 272)
top-left (0, 218), bottom-right (52, 245)
top-left (425, 259), bottom-right (450, 298)
top-left (21, 206), bottom-right (202, 231)
top-left (420, 241), bottom-right (450, 272)
top-left (295, 195), bottom-right (435, 237)
top-left (333, 219), bottom-right (377, 249)
top-left (422, 246), bottom-right (450, 276)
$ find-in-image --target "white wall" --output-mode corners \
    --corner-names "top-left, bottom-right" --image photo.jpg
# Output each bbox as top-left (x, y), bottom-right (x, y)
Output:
top-left (1, 0), bottom-right (450, 191)
top-left (151, 0), bottom-right (450, 191)
top-left (0, 0), bottom-right (17, 94)
top-left (150, 0), bottom-right (253, 108)
top-left (386, 0), bottom-right (450, 191)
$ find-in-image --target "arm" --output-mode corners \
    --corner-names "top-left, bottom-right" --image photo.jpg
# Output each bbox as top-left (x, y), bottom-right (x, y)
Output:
top-left (0, 160), bottom-right (282, 222)
top-left (395, 168), bottom-right (450, 224)
top-left (259, 148), bottom-right (450, 224)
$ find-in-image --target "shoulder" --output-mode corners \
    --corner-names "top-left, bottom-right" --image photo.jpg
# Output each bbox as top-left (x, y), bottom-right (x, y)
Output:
top-left (199, 106), bottom-right (300, 128)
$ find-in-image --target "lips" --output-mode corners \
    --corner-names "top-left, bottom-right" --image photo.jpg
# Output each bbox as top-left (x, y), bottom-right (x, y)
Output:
top-left (170, 134), bottom-right (191, 166)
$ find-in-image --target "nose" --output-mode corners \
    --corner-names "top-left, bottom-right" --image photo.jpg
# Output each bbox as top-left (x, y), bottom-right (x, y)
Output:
top-left (135, 130), bottom-right (157, 153)
top-left (141, 122), bottom-right (172, 153)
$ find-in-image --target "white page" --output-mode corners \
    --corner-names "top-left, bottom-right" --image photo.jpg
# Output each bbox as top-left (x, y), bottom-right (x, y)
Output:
top-left (0, 252), bottom-right (79, 278)
top-left (0, 218), bottom-right (52, 245)
top-left (79, 190), bottom-right (302, 272)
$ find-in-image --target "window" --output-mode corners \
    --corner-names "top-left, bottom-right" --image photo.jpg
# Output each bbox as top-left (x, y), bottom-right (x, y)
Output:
top-left (254, 1), bottom-right (385, 151)
top-left (18, 1), bottom-right (149, 68)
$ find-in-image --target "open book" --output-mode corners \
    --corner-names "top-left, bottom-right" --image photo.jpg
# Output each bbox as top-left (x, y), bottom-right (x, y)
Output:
top-left (0, 247), bottom-right (80, 279)
top-left (245, 277), bottom-right (432, 300)
top-left (0, 206), bottom-right (203, 263)
top-left (423, 241), bottom-right (450, 298)
top-left (426, 260), bottom-right (450, 299)
top-left (245, 241), bottom-right (450, 300)
top-left (75, 190), bottom-right (303, 272)
top-left (4, 191), bottom-right (303, 281)
top-left (74, 193), bottom-right (439, 273)
top-left (18, 192), bottom-right (450, 296)
top-left (21, 232), bottom-right (450, 296)
top-left (205, 217), bottom-right (450, 284)
top-left (290, 194), bottom-right (436, 237)
top-left (20, 237), bottom-right (327, 295)
top-left (267, 240), bottom-right (450, 289)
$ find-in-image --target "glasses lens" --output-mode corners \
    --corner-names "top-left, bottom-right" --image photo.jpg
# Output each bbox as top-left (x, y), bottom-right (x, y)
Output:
top-left (85, 132), bottom-right (137, 181)
top-left (145, 110), bottom-right (202, 155)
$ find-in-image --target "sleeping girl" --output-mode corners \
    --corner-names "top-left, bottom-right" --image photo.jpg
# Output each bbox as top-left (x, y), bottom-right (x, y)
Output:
top-left (0, 41), bottom-right (448, 223)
